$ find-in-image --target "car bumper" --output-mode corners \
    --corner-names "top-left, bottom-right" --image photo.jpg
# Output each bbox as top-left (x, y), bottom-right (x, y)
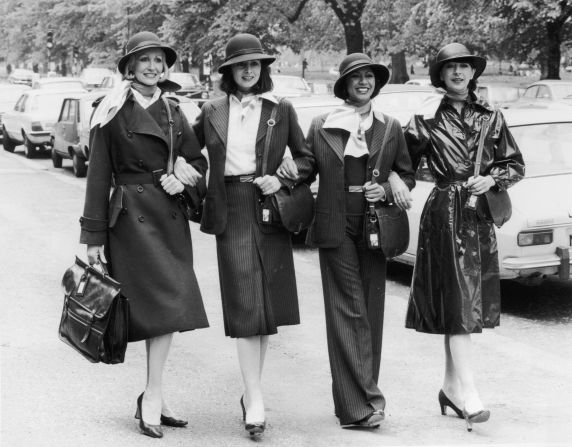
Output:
top-left (502, 246), bottom-right (572, 280)
top-left (28, 131), bottom-right (52, 145)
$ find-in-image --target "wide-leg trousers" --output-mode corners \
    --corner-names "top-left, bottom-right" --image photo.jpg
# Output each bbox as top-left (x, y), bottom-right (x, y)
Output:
top-left (318, 214), bottom-right (387, 425)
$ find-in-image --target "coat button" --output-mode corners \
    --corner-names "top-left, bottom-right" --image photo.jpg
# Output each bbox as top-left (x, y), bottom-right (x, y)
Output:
top-left (121, 209), bottom-right (127, 215)
top-left (171, 211), bottom-right (178, 219)
top-left (177, 131), bottom-right (182, 137)
top-left (138, 216), bottom-right (145, 222)
top-left (137, 185), bottom-right (144, 193)
top-left (138, 160), bottom-right (144, 167)
top-left (127, 131), bottom-right (133, 138)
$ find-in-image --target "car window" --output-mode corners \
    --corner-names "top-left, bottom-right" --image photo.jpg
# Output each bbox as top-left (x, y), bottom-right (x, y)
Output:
top-left (537, 85), bottom-right (551, 99)
top-left (523, 86), bottom-right (538, 99)
top-left (548, 83), bottom-right (572, 100)
top-left (60, 100), bottom-right (71, 121)
top-left (15, 95), bottom-right (27, 112)
top-left (509, 122), bottom-right (572, 176)
top-left (30, 94), bottom-right (67, 118)
top-left (69, 99), bottom-right (79, 122)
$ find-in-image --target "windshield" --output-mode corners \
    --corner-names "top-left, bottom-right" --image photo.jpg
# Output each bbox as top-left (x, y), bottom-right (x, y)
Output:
top-left (509, 122), bottom-right (572, 176)
top-left (549, 84), bottom-right (572, 99)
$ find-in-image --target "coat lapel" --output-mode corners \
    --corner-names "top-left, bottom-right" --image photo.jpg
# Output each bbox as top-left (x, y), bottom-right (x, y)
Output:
top-left (208, 97), bottom-right (229, 147)
top-left (125, 99), bottom-right (169, 146)
top-left (255, 99), bottom-right (281, 144)
top-left (319, 127), bottom-right (345, 163)
top-left (369, 116), bottom-right (393, 181)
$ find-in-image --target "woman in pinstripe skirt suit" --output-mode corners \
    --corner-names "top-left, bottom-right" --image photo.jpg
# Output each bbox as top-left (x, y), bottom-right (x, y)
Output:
top-left (176, 34), bottom-right (313, 437)
top-left (304, 53), bottom-right (415, 428)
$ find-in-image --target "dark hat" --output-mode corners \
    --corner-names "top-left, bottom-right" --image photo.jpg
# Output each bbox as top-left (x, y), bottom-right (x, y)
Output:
top-left (429, 43), bottom-right (486, 88)
top-left (217, 33), bottom-right (275, 73)
top-left (118, 31), bottom-right (177, 75)
top-left (333, 53), bottom-right (390, 99)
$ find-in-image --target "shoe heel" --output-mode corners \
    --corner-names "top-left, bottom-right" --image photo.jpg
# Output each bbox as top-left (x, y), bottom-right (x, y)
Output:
top-left (464, 414), bottom-right (473, 432)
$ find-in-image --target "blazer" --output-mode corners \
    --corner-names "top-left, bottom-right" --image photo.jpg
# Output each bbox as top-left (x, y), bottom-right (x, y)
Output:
top-left (193, 95), bottom-right (314, 235)
top-left (306, 112), bottom-right (415, 248)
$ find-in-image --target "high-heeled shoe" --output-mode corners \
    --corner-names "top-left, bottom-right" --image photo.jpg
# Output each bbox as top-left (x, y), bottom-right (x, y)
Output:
top-left (160, 414), bottom-right (188, 427)
top-left (438, 389), bottom-right (464, 419)
top-left (462, 408), bottom-right (490, 432)
top-left (135, 393), bottom-right (164, 438)
top-left (241, 395), bottom-right (265, 436)
top-left (240, 396), bottom-right (246, 421)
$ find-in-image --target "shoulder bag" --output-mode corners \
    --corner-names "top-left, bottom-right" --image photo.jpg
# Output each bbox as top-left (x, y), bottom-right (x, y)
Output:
top-left (258, 102), bottom-right (315, 234)
top-left (163, 96), bottom-right (204, 223)
top-left (59, 256), bottom-right (129, 364)
top-left (468, 116), bottom-right (512, 228)
top-left (365, 118), bottom-right (410, 258)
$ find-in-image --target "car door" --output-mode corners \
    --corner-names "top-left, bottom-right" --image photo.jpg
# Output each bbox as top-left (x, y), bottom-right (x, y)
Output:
top-left (53, 99), bottom-right (70, 154)
top-left (4, 94), bottom-right (27, 140)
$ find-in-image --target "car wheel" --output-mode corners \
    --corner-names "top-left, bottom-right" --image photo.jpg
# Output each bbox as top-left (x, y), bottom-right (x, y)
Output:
top-left (51, 146), bottom-right (63, 168)
top-left (2, 127), bottom-right (16, 152)
top-left (23, 133), bottom-right (35, 158)
top-left (72, 153), bottom-right (87, 177)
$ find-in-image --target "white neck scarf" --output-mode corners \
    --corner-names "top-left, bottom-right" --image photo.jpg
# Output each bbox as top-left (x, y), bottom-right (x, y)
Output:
top-left (90, 80), bottom-right (132, 129)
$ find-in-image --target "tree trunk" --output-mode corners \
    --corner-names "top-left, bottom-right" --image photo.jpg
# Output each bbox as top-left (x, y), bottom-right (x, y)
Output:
top-left (389, 51), bottom-right (409, 84)
top-left (541, 21), bottom-right (562, 80)
top-left (342, 21), bottom-right (364, 54)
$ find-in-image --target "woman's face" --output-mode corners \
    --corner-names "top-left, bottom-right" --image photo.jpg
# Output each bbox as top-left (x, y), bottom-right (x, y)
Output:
top-left (131, 49), bottom-right (166, 87)
top-left (345, 67), bottom-right (376, 106)
top-left (231, 60), bottom-right (261, 93)
top-left (440, 61), bottom-right (475, 94)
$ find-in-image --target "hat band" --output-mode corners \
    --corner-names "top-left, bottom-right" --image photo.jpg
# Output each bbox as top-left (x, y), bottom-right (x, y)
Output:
top-left (224, 47), bottom-right (265, 62)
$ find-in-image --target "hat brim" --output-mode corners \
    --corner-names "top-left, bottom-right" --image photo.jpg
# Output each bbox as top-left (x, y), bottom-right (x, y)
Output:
top-left (333, 63), bottom-right (390, 99)
top-left (430, 55), bottom-right (486, 88)
top-left (118, 45), bottom-right (177, 75)
top-left (217, 53), bottom-right (276, 73)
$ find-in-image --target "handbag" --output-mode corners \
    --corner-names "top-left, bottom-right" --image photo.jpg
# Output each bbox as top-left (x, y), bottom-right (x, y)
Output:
top-left (163, 96), bottom-right (204, 223)
top-left (59, 256), bottom-right (129, 364)
top-left (364, 117), bottom-right (410, 258)
top-left (259, 102), bottom-right (315, 233)
top-left (468, 116), bottom-right (512, 228)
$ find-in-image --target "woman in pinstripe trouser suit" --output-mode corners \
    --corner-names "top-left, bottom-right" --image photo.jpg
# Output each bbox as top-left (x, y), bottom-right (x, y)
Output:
top-left (176, 34), bottom-right (313, 437)
top-left (303, 53), bottom-right (415, 428)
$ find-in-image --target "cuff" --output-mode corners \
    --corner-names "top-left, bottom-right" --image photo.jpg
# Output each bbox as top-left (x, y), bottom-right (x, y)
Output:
top-left (79, 216), bottom-right (107, 231)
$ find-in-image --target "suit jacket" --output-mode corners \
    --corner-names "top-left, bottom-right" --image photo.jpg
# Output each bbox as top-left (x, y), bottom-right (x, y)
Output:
top-left (193, 95), bottom-right (314, 235)
top-left (306, 112), bottom-right (415, 248)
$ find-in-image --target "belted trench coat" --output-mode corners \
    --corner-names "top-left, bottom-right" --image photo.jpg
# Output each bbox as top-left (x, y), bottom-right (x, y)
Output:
top-left (80, 92), bottom-right (209, 341)
top-left (404, 94), bottom-right (525, 334)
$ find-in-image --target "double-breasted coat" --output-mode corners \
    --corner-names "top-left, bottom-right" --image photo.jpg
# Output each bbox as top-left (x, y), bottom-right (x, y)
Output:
top-left (404, 94), bottom-right (525, 334)
top-left (80, 91), bottom-right (209, 342)
top-left (192, 95), bottom-right (314, 337)
top-left (305, 110), bottom-right (415, 425)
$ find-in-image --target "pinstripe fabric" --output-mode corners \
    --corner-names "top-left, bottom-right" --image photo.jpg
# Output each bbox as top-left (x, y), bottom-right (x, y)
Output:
top-left (319, 214), bottom-right (387, 424)
top-left (216, 181), bottom-right (299, 338)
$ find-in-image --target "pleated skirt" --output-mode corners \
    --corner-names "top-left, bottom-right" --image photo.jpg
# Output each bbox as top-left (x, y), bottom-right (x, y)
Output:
top-left (215, 181), bottom-right (300, 338)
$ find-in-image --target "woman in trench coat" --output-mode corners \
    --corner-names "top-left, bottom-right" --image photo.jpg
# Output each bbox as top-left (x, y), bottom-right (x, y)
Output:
top-left (80, 31), bottom-right (209, 438)
top-left (397, 43), bottom-right (525, 431)
top-left (175, 33), bottom-right (313, 437)
top-left (301, 53), bottom-right (415, 429)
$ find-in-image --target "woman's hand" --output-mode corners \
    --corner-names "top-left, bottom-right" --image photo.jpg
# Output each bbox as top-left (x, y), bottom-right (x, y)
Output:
top-left (388, 171), bottom-right (413, 210)
top-left (275, 157), bottom-right (299, 180)
top-left (160, 174), bottom-right (185, 195)
top-left (363, 181), bottom-right (386, 203)
top-left (253, 175), bottom-right (282, 195)
top-left (87, 245), bottom-right (105, 266)
top-left (465, 175), bottom-right (496, 195)
top-left (174, 156), bottom-right (202, 187)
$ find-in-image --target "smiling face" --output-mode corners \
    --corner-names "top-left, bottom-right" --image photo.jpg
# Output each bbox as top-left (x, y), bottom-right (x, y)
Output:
top-left (345, 67), bottom-right (376, 106)
top-left (231, 60), bottom-right (262, 94)
top-left (131, 48), bottom-right (166, 87)
top-left (440, 60), bottom-right (475, 95)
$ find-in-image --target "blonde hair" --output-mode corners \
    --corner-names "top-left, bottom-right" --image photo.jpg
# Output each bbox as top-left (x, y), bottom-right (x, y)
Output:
top-left (122, 48), bottom-right (169, 80)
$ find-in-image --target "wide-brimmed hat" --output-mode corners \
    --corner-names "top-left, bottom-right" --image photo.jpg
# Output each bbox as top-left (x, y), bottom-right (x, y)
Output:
top-left (333, 53), bottom-right (390, 99)
top-left (429, 43), bottom-right (486, 88)
top-left (217, 33), bottom-right (275, 73)
top-left (118, 31), bottom-right (177, 75)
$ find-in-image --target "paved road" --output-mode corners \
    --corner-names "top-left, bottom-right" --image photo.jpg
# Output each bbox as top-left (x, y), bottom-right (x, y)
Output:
top-left (1, 148), bottom-right (571, 447)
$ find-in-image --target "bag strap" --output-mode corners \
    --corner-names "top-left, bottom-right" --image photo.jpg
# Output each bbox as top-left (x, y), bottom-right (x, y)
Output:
top-left (473, 116), bottom-right (490, 178)
top-left (161, 96), bottom-right (175, 175)
top-left (261, 103), bottom-right (279, 176)
top-left (370, 116), bottom-right (395, 184)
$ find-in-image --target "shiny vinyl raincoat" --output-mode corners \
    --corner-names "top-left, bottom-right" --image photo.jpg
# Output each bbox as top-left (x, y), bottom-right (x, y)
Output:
top-left (404, 94), bottom-right (525, 334)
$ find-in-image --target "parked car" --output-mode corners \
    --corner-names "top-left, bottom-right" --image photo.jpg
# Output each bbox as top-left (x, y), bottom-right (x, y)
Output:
top-left (50, 91), bottom-right (104, 177)
top-left (0, 84), bottom-right (31, 142)
top-left (8, 68), bottom-right (36, 86)
top-left (168, 72), bottom-right (210, 105)
top-left (514, 80), bottom-right (572, 108)
top-left (97, 74), bottom-right (122, 92)
top-left (271, 74), bottom-right (313, 97)
top-left (405, 78), bottom-right (433, 87)
top-left (2, 89), bottom-right (83, 157)
top-left (372, 84), bottom-right (443, 123)
top-left (32, 77), bottom-right (86, 92)
top-left (79, 67), bottom-right (115, 90)
top-left (476, 83), bottom-right (522, 109)
top-left (290, 97), bottom-right (572, 284)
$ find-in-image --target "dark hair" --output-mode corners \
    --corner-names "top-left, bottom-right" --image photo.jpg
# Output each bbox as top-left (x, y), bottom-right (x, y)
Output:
top-left (436, 57), bottom-right (477, 91)
top-left (338, 67), bottom-right (383, 101)
top-left (218, 61), bottom-right (273, 95)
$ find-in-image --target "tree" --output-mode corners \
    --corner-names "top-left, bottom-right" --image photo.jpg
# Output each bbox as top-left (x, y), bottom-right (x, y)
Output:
top-left (321, 0), bottom-right (368, 53)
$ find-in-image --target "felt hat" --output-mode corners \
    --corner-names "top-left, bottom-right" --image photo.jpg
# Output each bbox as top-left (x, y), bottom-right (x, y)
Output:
top-left (217, 33), bottom-right (275, 73)
top-left (429, 43), bottom-right (486, 88)
top-left (118, 31), bottom-right (177, 75)
top-left (333, 52), bottom-right (390, 99)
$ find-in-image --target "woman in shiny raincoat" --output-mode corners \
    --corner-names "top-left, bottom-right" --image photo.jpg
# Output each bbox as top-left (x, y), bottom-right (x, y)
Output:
top-left (397, 43), bottom-right (524, 431)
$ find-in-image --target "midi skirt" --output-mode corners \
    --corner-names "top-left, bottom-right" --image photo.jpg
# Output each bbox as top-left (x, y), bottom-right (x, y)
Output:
top-left (215, 181), bottom-right (300, 338)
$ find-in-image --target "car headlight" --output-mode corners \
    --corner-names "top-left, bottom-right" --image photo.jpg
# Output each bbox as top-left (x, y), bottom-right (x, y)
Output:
top-left (517, 230), bottom-right (553, 246)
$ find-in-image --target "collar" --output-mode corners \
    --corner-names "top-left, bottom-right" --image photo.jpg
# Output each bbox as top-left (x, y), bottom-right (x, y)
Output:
top-left (323, 103), bottom-right (385, 132)
top-left (131, 87), bottom-right (161, 109)
top-left (420, 91), bottom-right (493, 119)
top-left (229, 91), bottom-right (279, 105)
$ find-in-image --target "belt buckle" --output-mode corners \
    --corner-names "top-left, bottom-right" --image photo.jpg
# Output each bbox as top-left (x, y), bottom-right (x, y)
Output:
top-left (151, 169), bottom-right (163, 186)
top-left (240, 175), bottom-right (253, 183)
